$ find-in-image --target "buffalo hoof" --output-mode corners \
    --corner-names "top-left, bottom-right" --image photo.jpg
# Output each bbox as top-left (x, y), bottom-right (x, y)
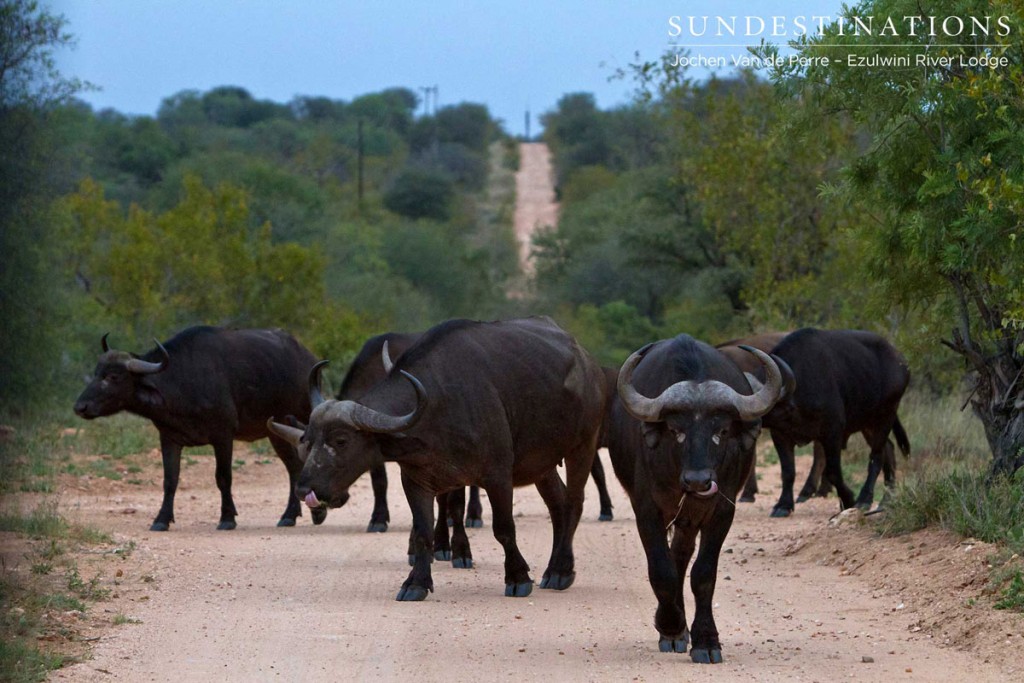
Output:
top-left (504, 581), bottom-right (533, 598)
top-left (366, 521), bottom-right (387, 533)
top-left (854, 500), bottom-right (873, 511)
top-left (465, 517), bottom-right (484, 529)
top-left (276, 517), bottom-right (297, 527)
top-left (598, 511), bottom-right (613, 521)
top-left (408, 554), bottom-right (416, 567)
top-left (150, 521), bottom-right (170, 532)
top-left (658, 632), bottom-right (689, 653)
top-left (452, 557), bottom-right (473, 569)
top-left (690, 648), bottom-right (723, 664)
top-left (446, 517), bottom-right (454, 528)
top-left (217, 520), bottom-right (237, 531)
top-left (434, 549), bottom-right (452, 561)
top-left (769, 507), bottom-right (792, 518)
top-left (796, 494), bottom-right (811, 504)
top-left (395, 585), bottom-right (429, 602)
top-left (311, 508), bottom-right (328, 526)
top-left (738, 495), bottom-right (755, 503)
top-left (539, 571), bottom-right (575, 591)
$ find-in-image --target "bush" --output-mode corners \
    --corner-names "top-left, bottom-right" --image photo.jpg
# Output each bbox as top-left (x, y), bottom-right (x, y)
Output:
top-left (383, 168), bottom-right (454, 221)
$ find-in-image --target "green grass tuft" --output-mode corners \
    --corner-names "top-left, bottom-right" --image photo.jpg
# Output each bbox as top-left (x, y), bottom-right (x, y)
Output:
top-left (880, 468), bottom-right (1024, 555)
top-left (0, 638), bottom-right (66, 683)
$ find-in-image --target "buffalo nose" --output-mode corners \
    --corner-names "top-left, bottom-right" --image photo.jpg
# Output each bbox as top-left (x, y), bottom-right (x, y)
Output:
top-left (681, 469), bottom-right (714, 492)
top-left (73, 401), bottom-right (89, 418)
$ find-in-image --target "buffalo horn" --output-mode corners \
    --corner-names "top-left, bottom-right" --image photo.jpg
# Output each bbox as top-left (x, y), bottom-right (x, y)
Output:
top-left (308, 359), bottom-right (329, 408)
top-left (126, 339), bottom-right (170, 374)
top-left (381, 340), bottom-right (394, 373)
top-left (616, 343), bottom-right (667, 422)
top-left (618, 343), bottom-right (783, 423)
top-left (101, 332), bottom-right (110, 353)
top-left (732, 346), bottom-right (783, 420)
top-left (266, 417), bottom-right (303, 447)
top-left (326, 370), bottom-right (427, 434)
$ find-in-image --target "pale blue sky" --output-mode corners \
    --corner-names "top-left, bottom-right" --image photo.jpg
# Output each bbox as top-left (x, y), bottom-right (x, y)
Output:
top-left (53, 1), bottom-right (844, 134)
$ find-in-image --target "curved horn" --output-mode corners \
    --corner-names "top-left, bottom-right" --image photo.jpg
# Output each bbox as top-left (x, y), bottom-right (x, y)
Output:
top-left (328, 370), bottom-right (427, 434)
top-left (308, 360), bottom-right (329, 408)
top-left (381, 339), bottom-right (394, 373)
top-left (101, 333), bottom-right (110, 353)
top-left (126, 339), bottom-right (169, 375)
top-left (617, 343), bottom-right (671, 423)
top-left (732, 345), bottom-right (783, 420)
top-left (266, 417), bottom-right (304, 447)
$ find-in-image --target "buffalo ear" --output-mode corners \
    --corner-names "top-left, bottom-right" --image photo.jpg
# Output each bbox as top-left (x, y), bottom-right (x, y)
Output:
top-left (135, 382), bottom-right (165, 409)
top-left (739, 421), bottom-right (761, 452)
top-left (641, 422), bottom-right (663, 449)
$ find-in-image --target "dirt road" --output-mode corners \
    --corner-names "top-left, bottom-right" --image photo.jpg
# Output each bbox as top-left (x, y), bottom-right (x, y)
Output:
top-left (49, 445), bottom-right (1019, 682)
top-left (512, 142), bottom-right (558, 275)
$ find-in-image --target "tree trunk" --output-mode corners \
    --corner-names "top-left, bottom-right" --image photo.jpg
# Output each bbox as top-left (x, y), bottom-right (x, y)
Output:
top-left (974, 402), bottom-right (1024, 477)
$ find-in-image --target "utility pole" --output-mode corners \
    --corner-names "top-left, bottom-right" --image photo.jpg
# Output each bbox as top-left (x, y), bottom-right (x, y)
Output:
top-left (525, 109), bottom-right (531, 141)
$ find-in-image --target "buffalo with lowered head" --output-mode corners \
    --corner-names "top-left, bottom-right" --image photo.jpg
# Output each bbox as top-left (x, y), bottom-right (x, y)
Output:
top-left (291, 317), bottom-right (606, 601)
top-left (74, 326), bottom-right (320, 531)
top-left (608, 334), bottom-right (785, 663)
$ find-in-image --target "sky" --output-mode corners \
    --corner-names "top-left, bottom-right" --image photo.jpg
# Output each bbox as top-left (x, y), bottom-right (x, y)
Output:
top-left (53, 1), bottom-right (845, 135)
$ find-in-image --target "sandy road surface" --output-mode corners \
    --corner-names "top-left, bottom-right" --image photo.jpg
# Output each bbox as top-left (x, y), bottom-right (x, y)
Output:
top-left (513, 142), bottom-right (558, 275)
top-left (49, 446), bottom-right (1017, 682)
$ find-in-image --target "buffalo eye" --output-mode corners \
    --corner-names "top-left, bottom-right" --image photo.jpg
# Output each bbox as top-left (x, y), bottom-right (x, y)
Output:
top-left (675, 431), bottom-right (686, 444)
top-left (712, 427), bottom-right (729, 445)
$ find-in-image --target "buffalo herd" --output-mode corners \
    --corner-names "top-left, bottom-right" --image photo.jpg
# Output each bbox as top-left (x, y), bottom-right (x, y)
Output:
top-left (74, 319), bottom-right (911, 663)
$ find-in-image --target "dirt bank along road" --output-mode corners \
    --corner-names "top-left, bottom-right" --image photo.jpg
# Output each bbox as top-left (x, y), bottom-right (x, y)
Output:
top-left (45, 441), bottom-right (1021, 682)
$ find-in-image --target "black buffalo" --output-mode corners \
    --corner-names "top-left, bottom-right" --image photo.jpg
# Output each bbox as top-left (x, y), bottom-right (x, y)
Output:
top-left (73, 326), bottom-right (318, 531)
top-left (754, 328), bottom-right (911, 517)
top-left (293, 317), bottom-right (606, 601)
top-left (608, 335), bottom-right (784, 662)
top-left (303, 331), bottom-right (615, 530)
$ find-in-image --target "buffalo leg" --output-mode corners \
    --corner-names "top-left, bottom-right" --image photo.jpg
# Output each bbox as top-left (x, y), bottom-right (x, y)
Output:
top-left (797, 442), bottom-right (830, 502)
top-left (267, 434), bottom-right (305, 527)
top-left (535, 468), bottom-right (573, 590)
top-left (486, 480), bottom-right (532, 597)
top-left (770, 434), bottom-right (798, 517)
top-left (739, 466), bottom-right (757, 503)
top-left (445, 487), bottom-right (473, 568)
top-left (367, 464), bottom-right (390, 532)
top-left (820, 432), bottom-right (856, 511)
top-left (633, 490), bottom-right (687, 652)
top-left (542, 438), bottom-right (595, 589)
top-left (397, 471), bottom-right (435, 601)
top-left (152, 435), bottom-right (182, 531)
top-left (212, 437), bottom-right (238, 530)
top-left (855, 428), bottom-right (894, 509)
top-left (689, 509), bottom-right (733, 664)
top-left (432, 493), bottom-right (452, 562)
top-left (465, 485), bottom-right (484, 528)
top-left (590, 455), bottom-right (614, 520)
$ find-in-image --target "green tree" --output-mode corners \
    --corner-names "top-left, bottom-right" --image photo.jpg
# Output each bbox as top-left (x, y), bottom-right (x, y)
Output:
top-left (760, 0), bottom-right (1024, 474)
top-left (0, 0), bottom-right (85, 413)
top-left (62, 175), bottom-right (328, 338)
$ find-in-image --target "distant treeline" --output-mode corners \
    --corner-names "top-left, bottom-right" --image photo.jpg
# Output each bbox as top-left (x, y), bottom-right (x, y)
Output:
top-left (3, 82), bottom-right (525, 411)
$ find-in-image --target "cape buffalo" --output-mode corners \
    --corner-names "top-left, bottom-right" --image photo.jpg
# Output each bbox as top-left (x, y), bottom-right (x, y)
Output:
top-left (756, 328), bottom-right (911, 517)
top-left (313, 331), bottom-right (615, 531)
top-left (608, 335), bottom-right (784, 663)
top-left (293, 317), bottom-right (605, 601)
top-left (73, 326), bottom-right (318, 531)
